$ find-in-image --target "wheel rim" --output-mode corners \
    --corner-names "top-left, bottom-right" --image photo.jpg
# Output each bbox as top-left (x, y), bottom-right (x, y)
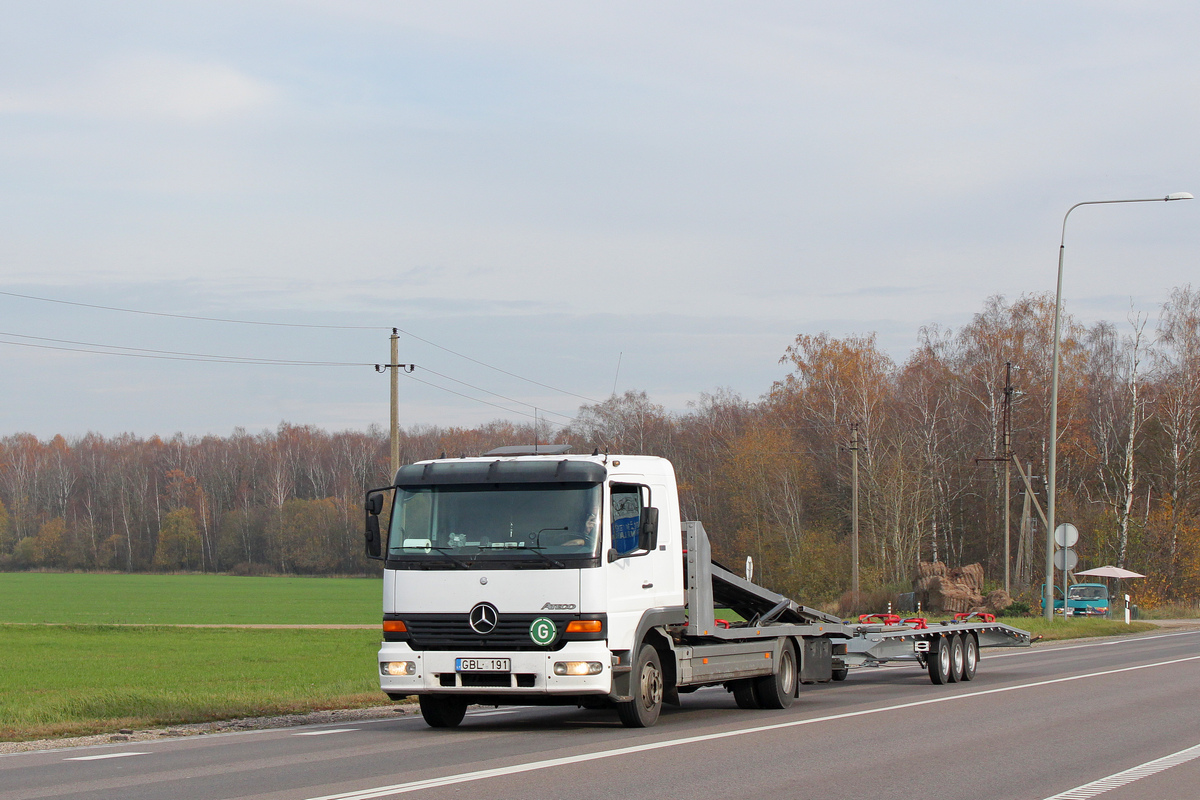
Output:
top-left (952, 638), bottom-right (964, 674)
top-left (781, 650), bottom-right (796, 693)
top-left (640, 662), bottom-right (662, 711)
top-left (966, 639), bottom-right (978, 671)
top-left (939, 641), bottom-right (951, 676)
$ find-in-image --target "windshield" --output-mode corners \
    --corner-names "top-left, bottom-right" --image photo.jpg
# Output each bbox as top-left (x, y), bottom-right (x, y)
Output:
top-left (387, 482), bottom-right (602, 567)
top-left (1068, 586), bottom-right (1108, 600)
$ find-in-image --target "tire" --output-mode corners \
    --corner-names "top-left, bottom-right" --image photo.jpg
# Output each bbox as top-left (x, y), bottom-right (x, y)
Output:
top-left (948, 634), bottom-right (964, 684)
top-left (754, 642), bottom-right (797, 709)
top-left (927, 636), bottom-right (952, 685)
top-left (418, 695), bottom-right (467, 728)
top-left (831, 667), bottom-right (849, 682)
top-left (732, 680), bottom-right (760, 709)
top-left (961, 633), bottom-right (979, 681)
top-left (616, 644), bottom-right (664, 728)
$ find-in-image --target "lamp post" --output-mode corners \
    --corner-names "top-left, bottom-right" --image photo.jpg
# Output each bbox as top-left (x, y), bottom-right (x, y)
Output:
top-left (1044, 192), bottom-right (1193, 621)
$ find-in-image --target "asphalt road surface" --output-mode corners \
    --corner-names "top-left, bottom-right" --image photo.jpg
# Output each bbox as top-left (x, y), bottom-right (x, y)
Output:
top-left (4, 629), bottom-right (1200, 800)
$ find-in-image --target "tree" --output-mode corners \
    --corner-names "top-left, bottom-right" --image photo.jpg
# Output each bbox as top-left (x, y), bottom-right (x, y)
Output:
top-left (154, 508), bottom-right (203, 571)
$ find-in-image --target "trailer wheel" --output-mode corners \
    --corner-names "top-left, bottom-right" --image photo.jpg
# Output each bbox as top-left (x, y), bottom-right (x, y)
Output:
top-left (754, 642), bottom-right (797, 709)
top-left (418, 695), bottom-right (468, 728)
top-left (616, 644), bottom-right (664, 728)
top-left (960, 634), bottom-right (978, 681)
top-left (927, 636), bottom-right (952, 685)
top-left (947, 634), bottom-right (964, 683)
top-left (732, 680), bottom-right (760, 709)
top-left (831, 667), bottom-right (849, 682)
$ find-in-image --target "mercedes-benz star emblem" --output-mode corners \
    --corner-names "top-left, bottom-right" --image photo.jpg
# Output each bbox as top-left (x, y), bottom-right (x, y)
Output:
top-left (469, 602), bottom-right (499, 634)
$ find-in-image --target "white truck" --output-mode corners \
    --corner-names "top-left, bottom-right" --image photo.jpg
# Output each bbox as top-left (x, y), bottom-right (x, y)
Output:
top-left (364, 448), bottom-right (1030, 728)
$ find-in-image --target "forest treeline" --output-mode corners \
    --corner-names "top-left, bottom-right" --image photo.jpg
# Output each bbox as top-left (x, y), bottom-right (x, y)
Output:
top-left (2, 289), bottom-right (1199, 606)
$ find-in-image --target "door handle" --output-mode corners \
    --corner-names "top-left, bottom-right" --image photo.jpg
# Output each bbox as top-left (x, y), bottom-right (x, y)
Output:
top-left (642, 582), bottom-right (653, 589)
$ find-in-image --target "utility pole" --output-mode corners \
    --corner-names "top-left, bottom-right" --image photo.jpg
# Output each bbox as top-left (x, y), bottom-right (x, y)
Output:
top-left (850, 422), bottom-right (861, 602)
top-left (375, 328), bottom-right (414, 480)
top-left (976, 362), bottom-right (1017, 594)
top-left (390, 330), bottom-right (399, 476)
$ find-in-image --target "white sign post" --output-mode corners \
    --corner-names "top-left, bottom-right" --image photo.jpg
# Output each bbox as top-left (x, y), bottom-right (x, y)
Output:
top-left (1054, 523), bottom-right (1080, 618)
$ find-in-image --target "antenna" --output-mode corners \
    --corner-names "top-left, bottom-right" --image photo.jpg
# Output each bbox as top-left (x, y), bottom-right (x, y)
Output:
top-left (611, 352), bottom-right (623, 396)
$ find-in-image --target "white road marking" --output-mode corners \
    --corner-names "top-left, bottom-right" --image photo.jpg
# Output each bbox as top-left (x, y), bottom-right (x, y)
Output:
top-left (304, 654), bottom-right (1200, 800)
top-left (64, 752), bottom-right (149, 761)
top-left (293, 729), bottom-right (360, 736)
top-left (1042, 741), bottom-right (1200, 799)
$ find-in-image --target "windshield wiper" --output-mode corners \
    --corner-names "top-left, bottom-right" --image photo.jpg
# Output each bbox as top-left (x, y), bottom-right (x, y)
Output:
top-left (423, 546), bottom-right (471, 569)
top-left (503, 545), bottom-right (566, 569)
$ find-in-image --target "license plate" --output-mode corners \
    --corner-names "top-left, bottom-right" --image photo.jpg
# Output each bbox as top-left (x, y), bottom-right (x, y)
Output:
top-left (456, 658), bottom-right (511, 672)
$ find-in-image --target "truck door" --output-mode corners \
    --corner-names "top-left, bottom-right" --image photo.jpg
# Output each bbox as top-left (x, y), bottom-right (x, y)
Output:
top-left (605, 481), bottom-right (658, 645)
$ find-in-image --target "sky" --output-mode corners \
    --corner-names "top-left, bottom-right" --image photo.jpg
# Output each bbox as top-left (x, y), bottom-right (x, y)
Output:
top-left (3, 2), bottom-right (1199, 440)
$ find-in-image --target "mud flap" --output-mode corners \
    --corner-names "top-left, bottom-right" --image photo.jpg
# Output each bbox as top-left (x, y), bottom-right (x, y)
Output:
top-left (800, 637), bottom-right (833, 684)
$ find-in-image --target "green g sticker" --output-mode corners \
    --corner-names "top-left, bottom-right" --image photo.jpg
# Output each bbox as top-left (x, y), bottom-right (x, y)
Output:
top-left (529, 617), bottom-right (557, 646)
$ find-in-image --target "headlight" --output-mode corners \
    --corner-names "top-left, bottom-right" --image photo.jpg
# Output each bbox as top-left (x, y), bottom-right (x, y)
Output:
top-left (553, 661), bottom-right (603, 676)
top-left (381, 661), bottom-right (416, 676)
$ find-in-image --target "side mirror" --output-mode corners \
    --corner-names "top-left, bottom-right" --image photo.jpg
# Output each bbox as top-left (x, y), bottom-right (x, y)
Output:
top-left (364, 491), bottom-right (385, 560)
top-left (638, 506), bottom-right (659, 552)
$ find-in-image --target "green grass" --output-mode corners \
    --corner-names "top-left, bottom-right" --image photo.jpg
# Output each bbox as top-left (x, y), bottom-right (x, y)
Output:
top-left (1137, 602), bottom-right (1200, 619)
top-left (0, 625), bottom-right (386, 741)
top-left (0, 572), bottom-right (380, 625)
top-left (1001, 617), bottom-right (1158, 640)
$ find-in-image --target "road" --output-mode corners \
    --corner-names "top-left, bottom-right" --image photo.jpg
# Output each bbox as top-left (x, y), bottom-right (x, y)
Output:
top-left (4, 629), bottom-right (1200, 800)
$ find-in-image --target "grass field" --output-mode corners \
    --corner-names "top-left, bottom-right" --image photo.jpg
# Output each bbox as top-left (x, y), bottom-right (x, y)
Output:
top-left (0, 624), bottom-right (384, 740)
top-left (0, 572), bottom-right (380, 625)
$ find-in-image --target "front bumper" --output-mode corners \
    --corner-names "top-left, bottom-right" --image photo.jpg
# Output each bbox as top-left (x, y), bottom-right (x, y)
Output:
top-left (378, 641), bottom-right (613, 696)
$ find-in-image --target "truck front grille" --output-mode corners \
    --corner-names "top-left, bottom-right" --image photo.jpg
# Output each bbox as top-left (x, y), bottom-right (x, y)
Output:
top-left (400, 613), bottom-right (575, 651)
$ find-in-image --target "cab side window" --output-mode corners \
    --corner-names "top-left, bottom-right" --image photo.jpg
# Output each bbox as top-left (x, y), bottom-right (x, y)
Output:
top-left (610, 483), bottom-right (649, 555)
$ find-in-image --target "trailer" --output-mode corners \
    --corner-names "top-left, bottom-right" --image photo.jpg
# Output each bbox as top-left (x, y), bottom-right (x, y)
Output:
top-left (365, 450), bottom-right (1031, 729)
top-left (836, 613), bottom-right (1031, 684)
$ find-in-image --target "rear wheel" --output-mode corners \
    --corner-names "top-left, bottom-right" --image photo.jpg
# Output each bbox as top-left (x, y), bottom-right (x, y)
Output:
top-left (961, 634), bottom-right (979, 681)
top-left (732, 680), bottom-right (761, 709)
top-left (948, 634), bottom-right (964, 684)
top-left (754, 642), bottom-right (797, 709)
top-left (616, 644), bottom-right (664, 728)
top-left (418, 695), bottom-right (468, 728)
top-left (831, 667), bottom-right (849, 682)
top-left (927, 636), bottom-right (952, 685)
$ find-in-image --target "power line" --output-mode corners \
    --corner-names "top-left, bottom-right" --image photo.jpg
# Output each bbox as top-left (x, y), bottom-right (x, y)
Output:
top-left (0, 332), bottom-right (372, 367)
top-left (0, 330), bottom-right (577, 423)
top-left (393, 325), bottom-right (604, 404)
top-left (416, 365), bottom-right (575, 422)
top-left (405, 372), bottom-right (571, 428)
top-left (1, 289), bottom-right (604, 404)
top-left (0, 290), bottom-right (386, 330)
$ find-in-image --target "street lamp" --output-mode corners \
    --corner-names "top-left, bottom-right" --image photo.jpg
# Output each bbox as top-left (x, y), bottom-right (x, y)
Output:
top-left (1044, 192), bottom-right (1193, 620)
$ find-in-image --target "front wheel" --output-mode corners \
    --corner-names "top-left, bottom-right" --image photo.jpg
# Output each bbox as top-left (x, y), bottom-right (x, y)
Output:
top-left (616, 644), bottom-right (664, 728)
top-left (418, 695), bottom-right (468, 728)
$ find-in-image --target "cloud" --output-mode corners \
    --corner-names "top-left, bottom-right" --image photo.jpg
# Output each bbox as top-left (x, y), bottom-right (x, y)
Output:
top-left (0, 54), bottom-right (276, 123)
